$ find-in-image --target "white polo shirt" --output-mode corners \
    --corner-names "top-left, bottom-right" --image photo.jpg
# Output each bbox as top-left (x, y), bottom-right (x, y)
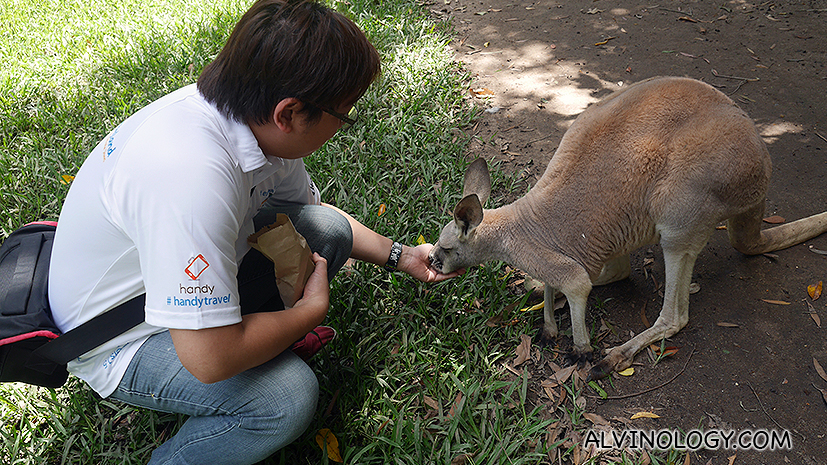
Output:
top-left (48, 84), bottom-right (320, 397)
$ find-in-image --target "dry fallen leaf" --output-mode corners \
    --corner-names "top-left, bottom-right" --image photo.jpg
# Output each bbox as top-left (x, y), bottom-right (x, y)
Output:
top-left (727, 454), bottom-right (737, 465)
top-left (716, 321), bottom-right (740, 328)
top-left (469, 87), bottom-right (495, 97)
top-left (808, 281), bottom-right (823, 300)
top-left (815, 358), bottom-right (827, 383)
top-left (583, 412), bottom-right (610, 426)
top-left (808, 300), bottom-right (823, 327)
top-left (763, 215), bottom-right (785, 224)
top-left (575, 387), bottom-right (593, 407)
top-left (542, 384), bottom-right (558, 402)
top-left (520, 301), bottom-right (545, 312)
top-left (761, 299), bottom-right (791, 305)
top-left (447, 393), bottom-right (464, 418)
top-left (315, 429), bottom-right (343, 462)
top-left (815, 384), bottom-right (827, 406)
top-left (640, 303), bottom-right (650, 327)
top-left (571, 443), bottom-right (581, 465)
top-left (423, 395), bottom-right (439, 410)
top-left (513, 334), bottom-right (532, 366)
top-left (542, 365), bottom-right (576, 388)
top-left (630, 411), bottom-right (660, 420)
top-left (650, 345), bottom-right (679, 358)
top-left (809, 245), bottom-right (827, 256)
top-left (451, 454), bottom-right (473, 465)
top-left (486, 309), bottom-right (505, 327)
top-left (485, 315), bottom-right (501, 327)
top-left (618, 367), bottom-right (635, 376)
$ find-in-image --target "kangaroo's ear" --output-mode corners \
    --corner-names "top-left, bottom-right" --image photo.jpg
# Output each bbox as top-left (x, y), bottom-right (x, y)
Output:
top-left (462, 158), bottom-right (491, 207)
top-left (453, 194), bottom-right (484, 240)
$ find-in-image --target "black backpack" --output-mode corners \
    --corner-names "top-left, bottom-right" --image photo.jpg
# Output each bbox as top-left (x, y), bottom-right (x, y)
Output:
top-left (0, 222), bottom-right (144, 388)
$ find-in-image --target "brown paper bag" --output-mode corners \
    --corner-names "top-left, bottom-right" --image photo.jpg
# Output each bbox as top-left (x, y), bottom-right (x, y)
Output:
top-left (247, 214), bottom-right (315, 307)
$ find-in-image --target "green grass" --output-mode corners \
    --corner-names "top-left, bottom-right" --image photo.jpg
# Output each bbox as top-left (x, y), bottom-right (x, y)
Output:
top-left (1, 0), bottom-right (682, 464)
top-left (0, 0), bottom-right (246, 234)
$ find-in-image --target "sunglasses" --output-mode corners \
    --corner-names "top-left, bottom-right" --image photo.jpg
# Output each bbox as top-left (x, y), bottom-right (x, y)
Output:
top-left (320, 106), bottom-right (358, 128)
top-left (305, 101), bottom-right (359, 128)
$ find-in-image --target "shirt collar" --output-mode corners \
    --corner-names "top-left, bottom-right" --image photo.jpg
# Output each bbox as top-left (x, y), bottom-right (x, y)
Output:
top-left (225, 117), bottom-right (286, 174)
top-left (193, 86), bottom-right (286, 175)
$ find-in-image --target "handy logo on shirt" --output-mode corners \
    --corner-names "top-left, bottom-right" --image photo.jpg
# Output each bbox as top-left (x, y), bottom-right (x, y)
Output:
top-left (102, 127), bottom-right (119, 161)
top-left (167, 254), bottom-right (231, 309)
top-left (185, 254), bottom-right (210, 280)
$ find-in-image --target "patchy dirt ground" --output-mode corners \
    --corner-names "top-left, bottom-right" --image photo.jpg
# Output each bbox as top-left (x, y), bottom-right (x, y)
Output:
top-left (431, 0), bottom-right (827, 462)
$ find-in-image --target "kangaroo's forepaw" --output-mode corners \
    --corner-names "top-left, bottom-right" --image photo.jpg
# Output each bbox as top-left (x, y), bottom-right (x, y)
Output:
top-left (564, 347), bottom-right (593, 367)
top-left (535, 328), bottom-right (555, 347)
top-left (535, 322), bottom-right (558, 346)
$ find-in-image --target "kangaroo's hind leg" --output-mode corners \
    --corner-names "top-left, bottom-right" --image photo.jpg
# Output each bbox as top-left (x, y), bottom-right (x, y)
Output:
top-left (589, 227), bottom-right (711, 380)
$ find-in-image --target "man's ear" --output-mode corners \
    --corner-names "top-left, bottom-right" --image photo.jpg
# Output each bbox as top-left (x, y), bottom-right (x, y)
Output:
top-left (272, 98), bottom-right (304, 133)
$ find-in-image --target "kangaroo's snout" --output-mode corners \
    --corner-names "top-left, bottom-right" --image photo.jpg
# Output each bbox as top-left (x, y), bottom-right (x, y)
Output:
top-left (428, 247), bottom-right (443, 272)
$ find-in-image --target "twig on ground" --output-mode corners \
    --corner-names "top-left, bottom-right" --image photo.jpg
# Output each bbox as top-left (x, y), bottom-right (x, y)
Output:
top-left (746, 382), bottom-right (783, 429)
top-left (747, 382), bottom-right (806, 441)
top-left (711, 69), bottom-right (760, 82)
top-left (711, 69), bottom-right (759, 95)
top-left (731, 79), bottom-right (749, 94)
top-left (503, 119), bottom-right (527, 132)
top-left (739, 400), bottom-right (759, 412)
top-left (659, 7), bottom-right (693, 16)
top-left (527, 133), bottom-right (557, 145)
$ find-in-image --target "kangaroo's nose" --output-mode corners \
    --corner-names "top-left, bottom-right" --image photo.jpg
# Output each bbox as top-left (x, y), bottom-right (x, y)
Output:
top-left (428, 253), bottom-right (441, 271)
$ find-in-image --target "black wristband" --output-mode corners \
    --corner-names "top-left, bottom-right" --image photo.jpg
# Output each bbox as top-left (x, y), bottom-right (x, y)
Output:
top-left (384, 241), bottom-right (403, 271)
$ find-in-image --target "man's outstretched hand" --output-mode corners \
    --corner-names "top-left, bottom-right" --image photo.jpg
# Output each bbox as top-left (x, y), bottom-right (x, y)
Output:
top-left (398, 243), bottom-right (465, 283)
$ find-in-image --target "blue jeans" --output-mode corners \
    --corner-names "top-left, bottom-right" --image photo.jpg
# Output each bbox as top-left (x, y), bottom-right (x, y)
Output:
top-left (108, 203), bottom-right (352, 464)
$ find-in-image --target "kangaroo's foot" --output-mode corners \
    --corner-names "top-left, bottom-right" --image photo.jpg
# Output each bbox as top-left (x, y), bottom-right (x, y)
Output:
top-left (565, 346), bottom-right (594, 367)
top-left (588, 347), bottom-right (631, 381)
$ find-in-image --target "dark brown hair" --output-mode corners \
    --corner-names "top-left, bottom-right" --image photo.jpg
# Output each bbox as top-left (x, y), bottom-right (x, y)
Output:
top-left (198, 0), bottom-right (381, 124)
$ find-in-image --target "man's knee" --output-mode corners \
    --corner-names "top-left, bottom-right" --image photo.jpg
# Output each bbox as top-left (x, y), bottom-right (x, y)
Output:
top-left (273, 204), bottom-right (353, 277)
top-left (258, 356), bottom-right (319, 444)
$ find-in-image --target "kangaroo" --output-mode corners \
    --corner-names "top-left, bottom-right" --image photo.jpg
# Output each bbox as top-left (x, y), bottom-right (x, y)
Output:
top-left (429, 76), bottom-right (827, 380)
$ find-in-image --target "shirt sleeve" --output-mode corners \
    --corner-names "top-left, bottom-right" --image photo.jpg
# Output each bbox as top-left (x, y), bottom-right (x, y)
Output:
top-left (255, 158), bottom-right (321, 207)
top-left (110, 129), bottom-right (247, 330)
